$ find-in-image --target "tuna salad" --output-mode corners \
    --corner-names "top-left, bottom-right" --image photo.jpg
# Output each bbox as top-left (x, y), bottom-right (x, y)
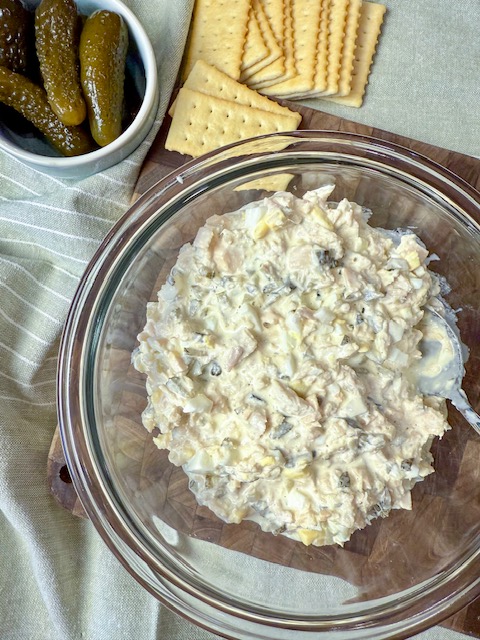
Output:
top-left (132, 185), bottom-right (451, 547)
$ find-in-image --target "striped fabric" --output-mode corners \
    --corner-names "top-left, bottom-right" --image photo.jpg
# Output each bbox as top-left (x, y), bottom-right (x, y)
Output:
top-left (0, 2), bottom-right (224, 639)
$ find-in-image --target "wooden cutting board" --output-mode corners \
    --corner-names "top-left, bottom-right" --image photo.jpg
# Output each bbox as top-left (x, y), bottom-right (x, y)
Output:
top-left (48, 101), bottom-right (480, 637)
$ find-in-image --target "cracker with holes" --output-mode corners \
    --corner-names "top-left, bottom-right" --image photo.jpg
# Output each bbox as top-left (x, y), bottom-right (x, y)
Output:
top-left (307, 0), bottom-right (331, 96)
top-left (235, 173), bottom-right (294, 191)
top-left (241, 5), bottom-right (270, 73)
top-left (273, 0), bottom-right (386, 104)
top-left (182, 0), bottom-right (251, 80)
top-left (335, 0), bottom-right (362, 96)
top-left (258, 0), bottom-right (286, 46)
top-left (245, 0), bottom-right (296, 88)
top-left (280, 0), bottom-right (297, 83)
top-left (165, 88), bottom-right (301, 157)
top-left (286, 0), bottom-right (362, 100)
top-left (259, 0), bottom-right (323, 96)
top-left (325, 0), bottom-right (350, 95)
top-left (171, 60), bottom-right (301, 123)
top-left (275, 0), bottom-right (330, 98)
top-left (324, 1), bottom-right (386, 107)
top-left (241, 0), bottom-right (284, 82)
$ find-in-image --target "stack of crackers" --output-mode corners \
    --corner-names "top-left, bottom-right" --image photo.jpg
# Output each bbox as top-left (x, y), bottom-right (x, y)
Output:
top-left (182, 0), bottom-right (386, 107)
top-left (166, 61), bottom-right (302, 157)
top-left (165, 0), bottom-right (386, 158)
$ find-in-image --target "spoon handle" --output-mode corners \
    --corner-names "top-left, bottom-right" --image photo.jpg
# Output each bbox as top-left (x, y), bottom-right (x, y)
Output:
top-left (453, 389), bottom-right (480, 436)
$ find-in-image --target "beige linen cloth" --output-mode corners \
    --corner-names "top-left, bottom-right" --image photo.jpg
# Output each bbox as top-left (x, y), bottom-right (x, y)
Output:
top-left (0, 1), bottom-right (478, 638)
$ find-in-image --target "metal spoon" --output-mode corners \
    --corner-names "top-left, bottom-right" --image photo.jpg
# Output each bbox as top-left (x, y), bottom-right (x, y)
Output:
top-left (414, 305), bottom-right (480, 435)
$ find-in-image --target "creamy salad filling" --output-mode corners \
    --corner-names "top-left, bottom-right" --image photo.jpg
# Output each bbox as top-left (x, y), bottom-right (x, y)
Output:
top-left (132, 185), bottom-right (451, 547)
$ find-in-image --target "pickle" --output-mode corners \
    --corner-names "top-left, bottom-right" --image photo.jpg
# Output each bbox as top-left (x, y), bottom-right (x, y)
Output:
top-left (0, 65), bottom-right (94, 156)
top-left (35, 0), bottom-right (86, 126)
top-left (80, 10), bottom-right (128, 147)
top-left (0, 0), bottom-right (31, 73)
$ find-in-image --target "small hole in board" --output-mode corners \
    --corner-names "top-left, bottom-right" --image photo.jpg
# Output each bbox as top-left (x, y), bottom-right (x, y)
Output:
top-left (59, 465), bottom-right (72, 484)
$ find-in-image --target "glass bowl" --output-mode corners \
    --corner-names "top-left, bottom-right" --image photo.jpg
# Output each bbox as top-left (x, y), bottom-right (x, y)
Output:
top-left (58, 131), bottom-right (480, 639)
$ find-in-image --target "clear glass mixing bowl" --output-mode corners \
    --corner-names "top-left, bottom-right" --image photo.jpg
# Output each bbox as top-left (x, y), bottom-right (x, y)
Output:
top-left (58, 131), bottom-right (480, 639)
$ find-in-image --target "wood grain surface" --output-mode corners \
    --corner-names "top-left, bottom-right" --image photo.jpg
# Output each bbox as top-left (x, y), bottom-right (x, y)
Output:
top-left (49, 102), bottom-right (480, 636)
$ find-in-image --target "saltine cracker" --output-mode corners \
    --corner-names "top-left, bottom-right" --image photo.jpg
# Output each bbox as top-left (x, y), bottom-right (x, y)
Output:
top-left (335, 0), bottom-right (362, 96)
top-left (171, 60), bottom-right (301, 124)
top-left (241, 0), bottom-right (284, 82)
top-left (182, 0), bottom-right (250, 80)
top-left (280, 0), bottom-right (331, 99)
top-left (235, 173), bottom-right (294, 191)
top-left (165, 88), bottom-right (301, 157)
top-left (247, 0), bottom-right (297, 88)
top-left (325, 0), bottom-right (350, 95)
top-left (324, 1), bottom-right (386, 107)
top-left (259, 0), bottom-right (323, 96)
top-left (261, 0), bottom-right (285, 44)
top-left (241, 6), bottom-right (271, 72)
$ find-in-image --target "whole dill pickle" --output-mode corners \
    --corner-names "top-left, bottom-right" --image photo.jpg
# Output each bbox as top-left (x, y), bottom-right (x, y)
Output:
top-left (0, 0), bottom-right (31, 73)
top-left (0, 65), bottom-right (94, 156)
top-left (80, 10), bottom-right (128, 147)
top-left (35, 0), bottom-right (86, 126)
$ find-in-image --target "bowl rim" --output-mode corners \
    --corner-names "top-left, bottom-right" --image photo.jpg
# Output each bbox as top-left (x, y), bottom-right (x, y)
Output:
top-left (125, 129), bottom-right (480, 240)
top-left (57, 130), bottom-right (480, 639)
top-left (0, 0), bottom-right (158, 170)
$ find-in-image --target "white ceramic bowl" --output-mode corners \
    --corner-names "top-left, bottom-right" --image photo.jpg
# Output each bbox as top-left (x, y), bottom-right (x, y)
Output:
top-left (0, 0), bottom-right (158, 178)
